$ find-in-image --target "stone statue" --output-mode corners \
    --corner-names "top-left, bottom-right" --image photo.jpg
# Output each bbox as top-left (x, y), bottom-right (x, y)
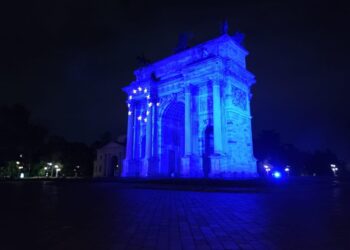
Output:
top-left (232, 31), bottom-right (245, 44)
top-left (136, 54), bottom-right (151, 67)
top-left (174, 32), bottom-right (193, 53)
top-left (221, 19), bottom-right (229, 35)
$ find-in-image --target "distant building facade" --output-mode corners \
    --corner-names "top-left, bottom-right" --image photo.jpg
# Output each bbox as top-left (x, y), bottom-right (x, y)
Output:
top-left (93, 142), bottom-right (125, 177)
top-left (122, 33), bottom-right (257, 178)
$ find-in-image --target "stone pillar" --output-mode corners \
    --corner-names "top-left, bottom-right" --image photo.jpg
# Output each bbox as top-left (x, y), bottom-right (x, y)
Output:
top-left (126, 107), bottom-right (134, 160)
top-left (132, 106), bottom-right (138, 159)
top-left (212, 80), bottom-right (223, 154)
top-left (151, 104), bottom-right (158, 158)
top-left (181, 85), bottom-right (192, 176)
top-left (123, 104), bottom-right (135, 177)
top-left (184, 85), bottom-right (192, 155)
top-left (145, 107), bottom-right (152, 159)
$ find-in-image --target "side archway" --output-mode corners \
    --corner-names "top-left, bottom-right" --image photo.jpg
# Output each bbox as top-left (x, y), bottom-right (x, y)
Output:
top-left (160, 101), bottom-right (185, 176)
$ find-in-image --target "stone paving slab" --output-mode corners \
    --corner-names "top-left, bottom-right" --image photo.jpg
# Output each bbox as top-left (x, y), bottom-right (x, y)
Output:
top-left (0, 180), bottom-right (350, 250)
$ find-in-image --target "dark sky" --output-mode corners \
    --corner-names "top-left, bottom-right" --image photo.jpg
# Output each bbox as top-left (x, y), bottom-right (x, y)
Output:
top-left (0, 0), bottom-right (349, 162)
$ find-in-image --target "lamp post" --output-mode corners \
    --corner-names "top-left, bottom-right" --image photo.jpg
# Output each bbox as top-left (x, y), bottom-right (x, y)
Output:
top-left (263, 164), bottom-right (271, 176)
top-left (284, 166), bottom-right (290, 176)
top-left (54, 165), bottom-right (59, 178)
top-left (330, 164), bottom-right (338, 177)
top-left (55, 168), bottom-right (61, 178)
top-left (16, 161), bottom-right (24, 178)
top-left (48, 162), bottom-right (53, 177)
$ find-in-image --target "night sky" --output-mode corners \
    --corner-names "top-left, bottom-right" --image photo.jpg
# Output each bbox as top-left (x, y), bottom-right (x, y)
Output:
top-left (1, 1), bottom-right (349, 162)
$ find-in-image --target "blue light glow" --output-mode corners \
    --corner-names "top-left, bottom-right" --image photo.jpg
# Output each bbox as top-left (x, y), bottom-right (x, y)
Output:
top-left (272, 171), bottom-right (282, 179)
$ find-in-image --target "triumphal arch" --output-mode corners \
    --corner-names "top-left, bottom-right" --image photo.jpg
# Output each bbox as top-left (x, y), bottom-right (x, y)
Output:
top-left (122, 32), bottom-right (257, 178)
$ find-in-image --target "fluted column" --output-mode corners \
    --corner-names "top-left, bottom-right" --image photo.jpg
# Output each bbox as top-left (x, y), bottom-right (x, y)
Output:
top-left (126, 107), bottom-right (134, 160)
top-left (212, 80), bottom-right (223, 154)
top-left (132, 106), bottom-right (139, 159)
top-left (145, 105), bottom-right (152, 159)
top-left (184, 85), bottom-right (192, 156)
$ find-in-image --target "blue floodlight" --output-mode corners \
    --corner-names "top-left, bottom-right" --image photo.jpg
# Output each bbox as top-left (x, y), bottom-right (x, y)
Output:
top-left (272, 171), bottom-right (281, 179)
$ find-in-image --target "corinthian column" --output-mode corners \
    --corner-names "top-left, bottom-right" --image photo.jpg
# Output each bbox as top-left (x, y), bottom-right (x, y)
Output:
top-left (126, 107), bottom-right (134, 160)
top-left (212, 80), bottom-right (223, 154)
top-left (184, 85), bottom-right (192, 156)
top-left (145, 105), bottom-right (152, 159)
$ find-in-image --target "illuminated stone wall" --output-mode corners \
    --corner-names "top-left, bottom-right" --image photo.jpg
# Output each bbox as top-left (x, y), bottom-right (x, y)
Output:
top-left (122, 34), bottom-right (257, 178)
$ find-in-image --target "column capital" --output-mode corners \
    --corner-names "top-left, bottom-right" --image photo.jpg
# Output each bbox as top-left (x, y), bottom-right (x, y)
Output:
top-left (184, 83), bottom-right (193, 93)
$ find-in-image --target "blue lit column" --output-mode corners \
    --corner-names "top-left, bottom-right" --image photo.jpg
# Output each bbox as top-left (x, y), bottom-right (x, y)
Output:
top-left (126, 107), bottom-right (134, 160)
top-left (212, 80), bottom-right (223, 154)
top-left (145, 106), bottom-right (152, 159)
top-left (184, 85), bottom-right (192, 156)
top-left (181, 85), bottom-right (192, 176)
top-left (151, 103), bottom-right (158, 158)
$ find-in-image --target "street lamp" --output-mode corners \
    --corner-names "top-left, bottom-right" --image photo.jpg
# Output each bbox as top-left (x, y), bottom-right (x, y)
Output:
top-left (330, 164), bottom-right (338, 177)
top-left (55, 168), bottom-right (61, 178)
top-left (263, 165), bottom-right (271, 175)
top-left (47, 162), bottom-right (54, 177)
top-left (284, 166), bottom-right (290, 176)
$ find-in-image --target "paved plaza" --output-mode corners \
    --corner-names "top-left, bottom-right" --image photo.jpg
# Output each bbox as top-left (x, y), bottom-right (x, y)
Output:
top-left (0, 179), bottom-right (349, 250)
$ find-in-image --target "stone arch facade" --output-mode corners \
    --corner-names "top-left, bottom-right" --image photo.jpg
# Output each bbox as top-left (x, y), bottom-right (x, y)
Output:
top-left (122, 34), bottom-right (257, 178)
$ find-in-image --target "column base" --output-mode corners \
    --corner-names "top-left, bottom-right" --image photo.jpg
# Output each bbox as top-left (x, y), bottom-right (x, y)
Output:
top-left (181, 156), bottom-right (191, 177)
top-left (148, 157), bottom-right (160, 177)
top-left (208, 155), bottom-right (226, 178)
top-left (122, 159), bottom-right (141, 177)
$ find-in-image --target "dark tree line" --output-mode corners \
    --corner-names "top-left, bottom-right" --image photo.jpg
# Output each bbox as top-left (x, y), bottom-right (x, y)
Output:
top-left (0, 105), bottom-right (347, 179)
top-left (254, 130), bottom-right (348, 177)
top-left (0, 104), bottom-right (95, 178)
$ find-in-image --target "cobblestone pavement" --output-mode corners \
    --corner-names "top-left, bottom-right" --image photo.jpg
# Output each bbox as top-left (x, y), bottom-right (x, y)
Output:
top-left (1, 179), bottom-right (349, 250)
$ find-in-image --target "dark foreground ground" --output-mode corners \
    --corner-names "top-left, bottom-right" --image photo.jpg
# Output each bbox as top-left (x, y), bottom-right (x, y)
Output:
top-left (0, 178), bottom-right (349, 250)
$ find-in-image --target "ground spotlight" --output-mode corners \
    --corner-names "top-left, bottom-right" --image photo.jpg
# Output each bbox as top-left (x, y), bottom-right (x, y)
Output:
top-left (272, 171), bottom-right (282, 179)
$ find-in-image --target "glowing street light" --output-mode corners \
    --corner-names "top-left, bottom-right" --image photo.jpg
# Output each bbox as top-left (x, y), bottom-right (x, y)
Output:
top-left (330, 164), bottom-right (338, 177)
top-left (263, 164), bottom-right (271, 175)
top-left (284, 166), bottom-right (290, 176)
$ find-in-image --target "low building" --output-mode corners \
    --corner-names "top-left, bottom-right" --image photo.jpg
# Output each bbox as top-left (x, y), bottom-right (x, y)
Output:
top-left (93, 142), bottom-right (125, 177)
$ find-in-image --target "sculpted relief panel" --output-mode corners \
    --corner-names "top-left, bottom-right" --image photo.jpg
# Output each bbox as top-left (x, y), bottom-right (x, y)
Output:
top-left (232, 85), bottom-right (247, 110)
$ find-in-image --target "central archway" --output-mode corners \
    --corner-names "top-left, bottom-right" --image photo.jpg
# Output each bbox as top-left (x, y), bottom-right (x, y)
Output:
top-left (161, 101), bottom-right (185, 177)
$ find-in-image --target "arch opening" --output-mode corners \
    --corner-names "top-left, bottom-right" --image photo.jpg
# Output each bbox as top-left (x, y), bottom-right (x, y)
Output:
top-left (161, 101), bottom-right (185, 177)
